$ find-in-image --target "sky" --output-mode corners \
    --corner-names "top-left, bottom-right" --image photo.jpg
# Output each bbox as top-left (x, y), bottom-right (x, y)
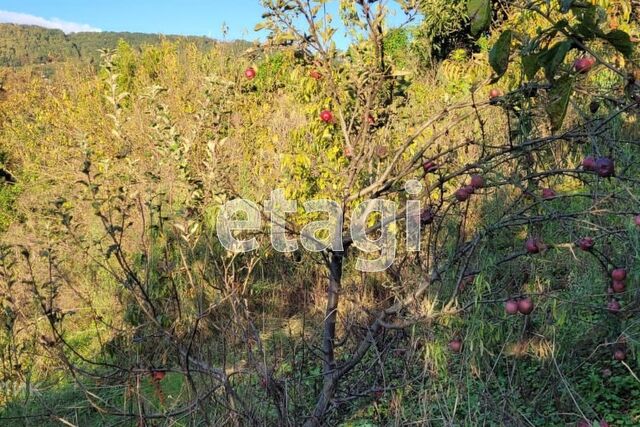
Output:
top-left (0, 1), bottom-right (411, 45)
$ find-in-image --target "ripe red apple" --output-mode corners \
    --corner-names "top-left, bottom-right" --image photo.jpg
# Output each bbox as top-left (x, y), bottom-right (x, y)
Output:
top-left (367, 114), bottom-right (375, 125)
top-left (309, 69), bottom-right (322, 80)
top-left (517, 297), bottom-right (534, 315)
top-left (448, 339), bottom-right (462, 353)
top-left (613, 349), bottom-right (626, 361)
top-left (582, 156), bottom-right (597, 171)
top-left (151, 370), bottom-right (166, 381)
top-left (612, 280), bottom-right (625, 293)
top-left (542, 188), bottom-right (556, 200)
top-left (489, 88), bottom-right (503, 99)
top-left (423, 160), bottom-right (438, 173)
top-left (595, 157), bottom-right (615, 177)
top-left (525, 238), bottom-right (542, 254)
top-left (577, 237), bottom-right (594, 251)
top-left (505, 299), bottom-right (519, 315)
top-left (320, 110), bottom-right (333, 123)
top-left (611, 268), bottom-right (626, 281)
top-left (470, 174), bottom-right (484, 189)
top-left (454, 188), bottom-right (470, 202)
top-left (607, 299), bottom-right (621, 313)
top-left (244, 67), bottom-right (256, 80)
top-left (463, 185), bottom-right (475, 195)
top-left (574, 56), bottom-right (596, 74)
top-left (420, 208), bottom-right (434, 225)
top-left (635, 214), bottom-right (640, 227)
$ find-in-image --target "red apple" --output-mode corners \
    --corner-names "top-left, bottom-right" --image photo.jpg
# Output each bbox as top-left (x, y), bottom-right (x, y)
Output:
top-left (489, 88), bottom-right (503, 99)
top-left (423, 160), bottom-right (438, 173)
top-left (542, 188), bottom-right (556, 200)
top-left (454, 188), bottom-right (470, 202)
top-left (577, 237), bottom-right (594, 251)
top-left (244, 67), bottom-right (256, 80)
top-left (518, 297), bottom-right (534, 315)
top-left (367, 114), bottom-right (375, 125)
top-left (309, 69), bottom-right (322, 80)
top-left (613, 349), bottom-right (626, 361)
top-left (505, 299), bottom-right (519, 315)
top-left (420, 208), bottom-right (434, 225)
top-left (151, 370), bottom-right (166, 381)
top-left (595, 157), bottom-right (615, 177)
top-left (470, 174), bottom-right (484, 189)
top-left (463, 185), bottom-right (475, 195)
top-left (582, 156), bottom-right (597, 171)
top-left (448, 339), bottom-right (462, 353)
top-left (320, 110), bottom-right (333, 123)
top-left (612, 280), bottom-right (626, 293)
top-left (607, 299), bottom-right (621, 313)
top-left (574, 56), bottom-right (596, 74)
top-left (611, 268), bottom-right (626, 281)
top-left (635, 214), bottom-right (640, 227)
top-left (525, 238), bottom-right (542, 254)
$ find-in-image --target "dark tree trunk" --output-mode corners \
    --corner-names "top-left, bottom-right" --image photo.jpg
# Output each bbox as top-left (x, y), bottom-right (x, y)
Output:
top-left (305, 251), bottom-right (343, 426)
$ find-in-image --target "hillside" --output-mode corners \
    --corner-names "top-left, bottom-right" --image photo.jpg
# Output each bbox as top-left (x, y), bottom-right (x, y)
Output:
top-left (0, 23), bottom-right (250, 66)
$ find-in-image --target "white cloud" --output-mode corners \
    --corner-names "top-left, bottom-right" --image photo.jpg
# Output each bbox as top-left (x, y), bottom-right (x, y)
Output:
top-left (0, 10), bottom-right (101, 33)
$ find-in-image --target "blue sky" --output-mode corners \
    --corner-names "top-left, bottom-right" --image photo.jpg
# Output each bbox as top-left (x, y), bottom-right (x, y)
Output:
top-left (0, 1), bottom-right (411, 45)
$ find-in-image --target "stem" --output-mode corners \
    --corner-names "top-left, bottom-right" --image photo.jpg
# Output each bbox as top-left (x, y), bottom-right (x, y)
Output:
top-left (306, 250), bottom-right (343, 425)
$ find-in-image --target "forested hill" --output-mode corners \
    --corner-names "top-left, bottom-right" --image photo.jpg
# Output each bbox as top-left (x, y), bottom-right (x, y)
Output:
top-left (0, 23), bottom-right (249, 66)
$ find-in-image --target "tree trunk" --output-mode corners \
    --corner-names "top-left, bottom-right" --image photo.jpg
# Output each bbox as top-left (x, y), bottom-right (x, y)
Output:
top-left (304, 251), bottom-right (343, 426)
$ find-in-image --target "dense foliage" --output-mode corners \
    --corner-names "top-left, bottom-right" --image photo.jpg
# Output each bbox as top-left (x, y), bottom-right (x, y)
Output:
top-left (0, 1), bottom-right (639, 426)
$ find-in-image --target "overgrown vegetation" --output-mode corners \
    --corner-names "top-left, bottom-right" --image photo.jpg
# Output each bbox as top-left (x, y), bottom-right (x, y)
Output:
top-left (0, 0), bottom-right (638, 426)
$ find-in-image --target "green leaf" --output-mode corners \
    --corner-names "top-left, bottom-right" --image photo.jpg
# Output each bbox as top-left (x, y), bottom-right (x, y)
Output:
top-left (522, 53), bottom-right (541, 80)
top-left (573, 5), bottom-right (605, 39)
top-left (602, 30), bottom-right (634, 57)
top-left (467, 0), bottom-right (491, 35)
top-left (539, 40), bottom-right (573, 81)
top-left (489, 30), bottom-right (512, 80)
top-left (546, 75), bottom-right (573, 131)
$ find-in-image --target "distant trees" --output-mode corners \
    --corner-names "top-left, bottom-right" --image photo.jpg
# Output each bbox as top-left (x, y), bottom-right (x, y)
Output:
top-left (0, 23), bottom-right (250, 67)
